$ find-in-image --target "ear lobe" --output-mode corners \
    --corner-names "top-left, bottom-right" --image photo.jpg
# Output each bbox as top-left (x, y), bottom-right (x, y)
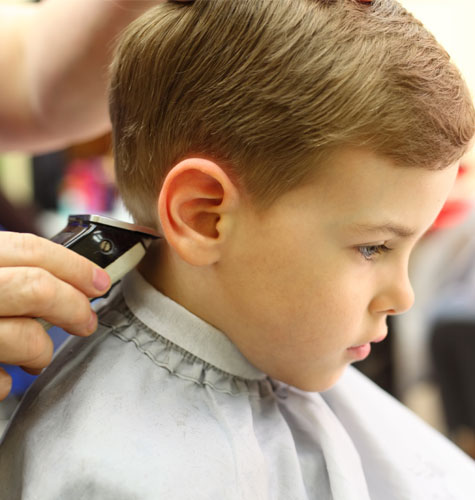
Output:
top-left (158, 158), bottom-right (239, 266)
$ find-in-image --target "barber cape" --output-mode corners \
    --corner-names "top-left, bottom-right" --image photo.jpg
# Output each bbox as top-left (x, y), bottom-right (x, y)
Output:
top-left (0, 270), bottom-right (473, 499)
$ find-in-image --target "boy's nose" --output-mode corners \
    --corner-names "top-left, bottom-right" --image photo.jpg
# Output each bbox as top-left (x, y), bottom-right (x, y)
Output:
top-left (370, 271), bottom-right (415, 316)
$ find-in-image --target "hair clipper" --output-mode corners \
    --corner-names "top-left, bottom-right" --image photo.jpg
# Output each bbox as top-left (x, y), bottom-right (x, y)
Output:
top-left (39, 214), bottom-right (160, 331)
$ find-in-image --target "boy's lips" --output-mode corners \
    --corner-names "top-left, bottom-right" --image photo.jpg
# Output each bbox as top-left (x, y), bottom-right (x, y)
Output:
top-left (346, 343), bottom-right (371, 361)
top-left (350, 331), bottom-right (387, 348)
top-left (346, 331), bottom-right (388, 361)
top-left (371, 331), bottom-right (388, 344)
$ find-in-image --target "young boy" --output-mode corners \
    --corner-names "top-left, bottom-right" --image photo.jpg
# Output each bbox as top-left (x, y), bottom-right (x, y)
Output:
top-left (1, 0), bottom-right (475, 498)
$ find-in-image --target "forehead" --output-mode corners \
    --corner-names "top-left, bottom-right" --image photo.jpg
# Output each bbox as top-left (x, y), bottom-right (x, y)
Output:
top-left (311, 147), bottom-right (455, 191)
top-left (295, 148), bottom-right (459, 231)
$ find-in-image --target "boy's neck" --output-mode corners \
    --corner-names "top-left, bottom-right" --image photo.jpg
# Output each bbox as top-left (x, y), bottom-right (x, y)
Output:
top-left (137, 240), bottom-right (222, 330)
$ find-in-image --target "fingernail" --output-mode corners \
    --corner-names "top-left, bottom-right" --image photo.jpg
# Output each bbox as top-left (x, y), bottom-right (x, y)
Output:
top-left (87, 311), bottom-right (98, 334)
top-left (93, 268), bottom-right (110, 292)
top-left (26, 368), bottom-right (43, 376)
top-left (21, 366), bottom-right (43, 376)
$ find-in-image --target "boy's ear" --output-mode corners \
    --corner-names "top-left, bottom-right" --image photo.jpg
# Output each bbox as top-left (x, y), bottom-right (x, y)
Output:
top-left (158, 158), bottom-right (240, 266)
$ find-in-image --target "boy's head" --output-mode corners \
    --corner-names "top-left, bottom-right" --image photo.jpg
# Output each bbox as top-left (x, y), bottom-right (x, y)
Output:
top-left (110, 0), bottom-right (474, 228)
top-left (109, 0), bottom-right (475, 391)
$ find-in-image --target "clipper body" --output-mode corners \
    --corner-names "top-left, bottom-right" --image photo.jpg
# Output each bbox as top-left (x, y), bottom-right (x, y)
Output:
top-left (39, 214), bottom-right (160, 330)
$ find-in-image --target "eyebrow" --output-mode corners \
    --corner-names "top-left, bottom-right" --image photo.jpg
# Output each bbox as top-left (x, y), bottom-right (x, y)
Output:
top-left (349, 222), bottom-right (416, 239)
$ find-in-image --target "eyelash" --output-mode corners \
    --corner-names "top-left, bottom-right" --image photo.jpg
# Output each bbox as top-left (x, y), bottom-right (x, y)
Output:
top-left (357, 244), bottom-right (392, 261)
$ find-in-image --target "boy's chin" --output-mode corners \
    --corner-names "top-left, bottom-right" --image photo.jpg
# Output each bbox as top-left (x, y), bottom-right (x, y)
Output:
top-left (277, 366), bottom-right (347, 393)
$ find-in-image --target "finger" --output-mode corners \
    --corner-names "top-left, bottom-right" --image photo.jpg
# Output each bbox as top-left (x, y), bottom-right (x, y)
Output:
top-left (0, 318), bottom-right (54, 369)
top-left (0, 232), bottom-right (110, 298)
top-left (0, 267), bottom-right (98, 336)
top-left (0, 367), bottom-right (12, 401)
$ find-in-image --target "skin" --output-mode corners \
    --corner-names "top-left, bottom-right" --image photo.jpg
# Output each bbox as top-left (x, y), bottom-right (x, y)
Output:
top-left (0, 0), bottom-right (191, 400)
top-left (0, 0), bottom-right (189, 152)
top-left (0, 233), bottom-right (111, 398)
top-left (141, 149), bottom-right (459, 392)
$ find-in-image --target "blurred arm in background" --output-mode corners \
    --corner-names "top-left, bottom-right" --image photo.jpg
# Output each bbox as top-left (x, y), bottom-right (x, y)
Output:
top-left (0, 0), bottom-right (166, 153)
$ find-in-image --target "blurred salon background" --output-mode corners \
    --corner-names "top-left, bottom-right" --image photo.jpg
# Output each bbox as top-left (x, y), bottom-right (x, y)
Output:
top-left (1, 0), bottom-right (475, 458)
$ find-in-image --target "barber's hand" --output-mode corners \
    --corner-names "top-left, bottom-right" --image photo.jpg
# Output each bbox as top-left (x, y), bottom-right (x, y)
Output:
top-left (0, 232), bottom-right (111, 400)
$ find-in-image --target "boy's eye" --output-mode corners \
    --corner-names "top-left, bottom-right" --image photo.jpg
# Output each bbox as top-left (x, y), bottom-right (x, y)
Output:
top-left (357, 244), bottom-right (391, 261)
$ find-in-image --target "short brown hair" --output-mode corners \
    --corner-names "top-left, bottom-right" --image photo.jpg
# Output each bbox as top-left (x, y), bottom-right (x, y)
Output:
top-left (110, 0), bottom-right (475, 228)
